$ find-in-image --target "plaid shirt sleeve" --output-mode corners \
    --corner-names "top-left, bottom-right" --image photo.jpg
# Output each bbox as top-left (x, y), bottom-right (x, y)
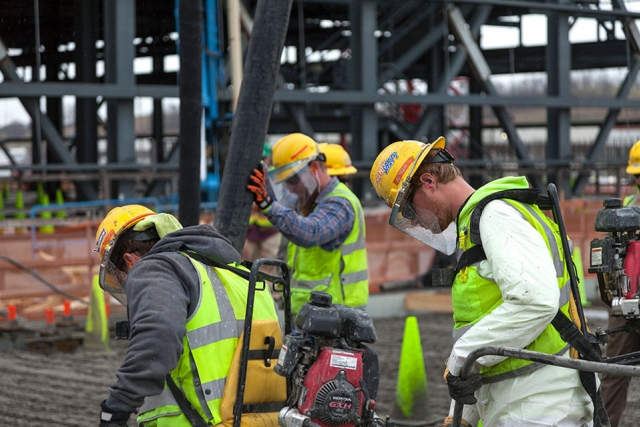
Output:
top-left (264, 195), bottom-right (355, 251)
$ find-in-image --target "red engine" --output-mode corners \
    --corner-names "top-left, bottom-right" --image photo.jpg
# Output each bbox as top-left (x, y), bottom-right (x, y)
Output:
top-left (622, 240), bottom-right (640, 300)
top-left (298, 348), bottom-right (366, 427)
top-left (274, 292), bottom-right (384, 427)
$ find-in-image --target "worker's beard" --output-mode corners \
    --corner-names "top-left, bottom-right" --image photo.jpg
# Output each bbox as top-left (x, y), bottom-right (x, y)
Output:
top-left (298, 188), bottom-right (319, 216)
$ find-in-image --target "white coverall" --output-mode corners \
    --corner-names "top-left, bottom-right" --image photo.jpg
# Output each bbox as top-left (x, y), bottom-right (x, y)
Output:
top-left (446, 200), bottom-right (595, 427)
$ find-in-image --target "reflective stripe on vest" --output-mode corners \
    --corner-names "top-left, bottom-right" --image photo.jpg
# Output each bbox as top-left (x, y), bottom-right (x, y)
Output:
top-left (452, 177), bottom-right (573, 380)
top-left (288, 182), bottom-right (368, 313)
top-left (624, 191), bottom-right (639, 207)
top-left (137, 255), bottom-right (279, 425)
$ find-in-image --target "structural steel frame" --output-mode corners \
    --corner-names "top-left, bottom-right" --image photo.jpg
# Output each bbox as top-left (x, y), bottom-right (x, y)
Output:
top-left (0, 0), bottom-right (640, 201)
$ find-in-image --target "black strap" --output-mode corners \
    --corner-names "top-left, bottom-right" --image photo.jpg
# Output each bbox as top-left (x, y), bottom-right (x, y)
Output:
top-left (454, 245), bottom-right (487, 273)
top-left (240, 402), bottom-right (288, 414)
top-left (468, 188), bottom-right (552, 244)
top-left (550, 313), bottom-right (610, 426)
top-left (166, 374), bottom-right (211, 427)
top-left (579, 369), bottom-right (611, 427)
top-left (183, 249), bottom-right (282, 286)
top-left (550, 311), bottom-right (603, 362)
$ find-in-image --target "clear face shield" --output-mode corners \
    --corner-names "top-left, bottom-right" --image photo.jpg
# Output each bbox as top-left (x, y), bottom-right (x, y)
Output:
top-left (98, 235), bottom-right (129, 306)
top-left (389, 180), bottom-right (458, 256)
top-left (267, 161), bottom-right (320, 211)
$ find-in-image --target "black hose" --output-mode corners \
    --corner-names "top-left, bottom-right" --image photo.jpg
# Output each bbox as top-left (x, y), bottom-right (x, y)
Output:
top-left (0, 255), bottom-right (88, 304)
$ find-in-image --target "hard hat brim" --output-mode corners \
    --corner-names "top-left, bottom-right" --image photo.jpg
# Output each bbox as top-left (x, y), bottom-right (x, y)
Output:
top-left (328, 165), bottom-right (358, 176)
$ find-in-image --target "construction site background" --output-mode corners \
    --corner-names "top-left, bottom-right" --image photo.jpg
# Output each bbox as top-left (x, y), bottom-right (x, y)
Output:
top-left (0, 185), bottom-right (623, 323)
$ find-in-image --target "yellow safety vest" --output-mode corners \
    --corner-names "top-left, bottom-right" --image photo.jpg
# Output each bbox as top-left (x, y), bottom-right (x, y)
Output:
top-left (287, 182), bottom-right (369, 314)
top-left (137, 255), bottom-right (285, 426)
top-left (453, 176), bottom-right (571, 381)
top-left (624, 186), bottom-right (639, 207)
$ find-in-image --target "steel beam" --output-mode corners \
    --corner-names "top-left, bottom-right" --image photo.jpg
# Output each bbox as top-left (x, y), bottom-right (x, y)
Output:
top-left (413, 4), bottom-right (492, 141)
top-left (104, 0), bottom-right (136, 199)
top-left (572, 0), bottom-right (640, 196)
top-left (447, 4), bottom-right (542, 189)
top-left (546, 0), bottom-right (572, 194)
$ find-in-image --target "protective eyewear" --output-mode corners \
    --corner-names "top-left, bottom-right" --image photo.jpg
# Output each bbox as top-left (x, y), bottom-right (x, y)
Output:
top-left (98, 233), bottom-right (129, 306)
top-left (285, 173), bottom-right (301, 186)
top-left (390, 187), bottom-right (457, 255)
top-left (99, 260), bottom-right (128, 306)
top-left (400, 185), bottom-right (419, 220)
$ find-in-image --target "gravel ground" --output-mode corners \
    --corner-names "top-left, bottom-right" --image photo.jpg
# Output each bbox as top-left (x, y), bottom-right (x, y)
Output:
top-left (0, 309), bottom-right (638, 426)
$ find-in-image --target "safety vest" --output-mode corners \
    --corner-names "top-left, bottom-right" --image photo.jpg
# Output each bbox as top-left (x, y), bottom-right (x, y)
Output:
top-left (624, 186), bottom-right (639, 207)
top-left (287, 182), bottom-right (369, 314)
top-left (249, 210), bottom-right (274, 228)
top-left (137, 254), bottom-right (283, 426)
top-left (453, 176), bottom-right (571, 381)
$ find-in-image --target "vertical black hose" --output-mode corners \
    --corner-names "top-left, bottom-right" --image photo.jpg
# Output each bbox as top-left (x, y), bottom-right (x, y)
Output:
top-left (214, 0), bottom-right (293, 252)
top-left (178, 0), bottom-right (203, 226)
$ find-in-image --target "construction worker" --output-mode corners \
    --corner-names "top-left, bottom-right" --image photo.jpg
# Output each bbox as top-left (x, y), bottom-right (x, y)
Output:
top-left (318, 142), bottom-right (358, 187)
top-left (247, 133), bottom-right (369, 315)
top-left (600, 139), bottom-right (640, 427)
top-left (370, 138), bottom-right (597, 426)
top-left (94, 205), bottom-right (284, 427)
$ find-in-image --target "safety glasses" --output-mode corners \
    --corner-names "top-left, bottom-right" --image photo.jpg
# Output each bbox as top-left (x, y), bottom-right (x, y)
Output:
top-left (285, 173), bottom-right (301, 186)
top-left (98, 232), bottom-right (129, 306)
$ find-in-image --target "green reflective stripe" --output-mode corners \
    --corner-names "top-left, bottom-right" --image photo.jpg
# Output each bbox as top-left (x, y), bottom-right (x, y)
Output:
top-left (293, 276), bottom-right (331, 290)
top-left (624, 192), bottom-right (639, 207)
top-left (187, 320), bottom-right (245, 350)
top-left (341, 270), bottom-right (368, 284)
top-left (208, 266), bottom-right (237, 321)
top-left (483, 344), bottom-right (569, 384)
top-left (559, 279), bottom-right (570, 307)
top-left (342, 238), bottom-right (366, 255)
top-left (139, 388), bottom-right (181, 414)
top-left (518, 203), bottom-right (564, 278)
top-left (202, 377), bottom-right (227, 402)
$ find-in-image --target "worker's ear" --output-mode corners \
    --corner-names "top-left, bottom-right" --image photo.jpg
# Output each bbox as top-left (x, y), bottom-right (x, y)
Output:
top-left (418, 173), bottom-right (436, 188)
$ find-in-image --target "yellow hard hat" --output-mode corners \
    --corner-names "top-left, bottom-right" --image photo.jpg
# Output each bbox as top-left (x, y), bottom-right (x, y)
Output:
top-left (628, 140), bottom-right (640, 174)
top-left (370, 137), bottom-right (446, 207)
top-left (94, 204), bottom-right (156, 260)
top-left (270, 133), bottom-right (320, 183)
top-left (318, 143), bottom-right (358, 176)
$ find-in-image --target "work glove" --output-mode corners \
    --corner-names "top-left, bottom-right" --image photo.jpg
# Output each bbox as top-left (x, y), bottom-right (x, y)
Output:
top-left (438, 415), bottom-right (471, 426)
top-left (445, 372), bottom-right (483, 405)
top-left (248, 167), bottom-right (272, 210)
top-left (133, 213), bottom-right (183, 238)
top-left (99, 399), bottom-right (131, 427)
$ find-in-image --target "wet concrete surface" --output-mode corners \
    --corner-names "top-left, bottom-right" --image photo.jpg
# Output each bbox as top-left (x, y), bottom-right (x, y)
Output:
top-left (0, 310), bottom-right (639, 426)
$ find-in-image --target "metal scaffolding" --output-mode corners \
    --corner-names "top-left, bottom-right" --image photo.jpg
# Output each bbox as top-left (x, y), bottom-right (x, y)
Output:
top-left (1, 0), bottom-right (640, 203)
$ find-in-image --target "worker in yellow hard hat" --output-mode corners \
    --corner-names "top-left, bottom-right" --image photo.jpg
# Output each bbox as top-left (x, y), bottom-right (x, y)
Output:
top-left (318, 142), bottom-right (358, 188)
top-left (247, 133), bottom-right (369, 314)
top-left (94, 205), bottom-right (284, 427)
top-left (600, 139), bottom-right (640, 427)
top-left (370, 138), bottom-right (597, 426)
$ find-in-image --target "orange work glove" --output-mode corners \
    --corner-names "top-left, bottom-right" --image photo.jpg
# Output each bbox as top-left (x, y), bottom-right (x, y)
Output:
top-left (247, 167), bottom-right (272, 210)
top-left (439, 416), bottom-right (471, 426)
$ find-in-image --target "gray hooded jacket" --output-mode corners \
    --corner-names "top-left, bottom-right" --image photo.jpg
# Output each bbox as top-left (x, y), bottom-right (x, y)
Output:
top-left (105, 224), bottom-right (242, 412)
